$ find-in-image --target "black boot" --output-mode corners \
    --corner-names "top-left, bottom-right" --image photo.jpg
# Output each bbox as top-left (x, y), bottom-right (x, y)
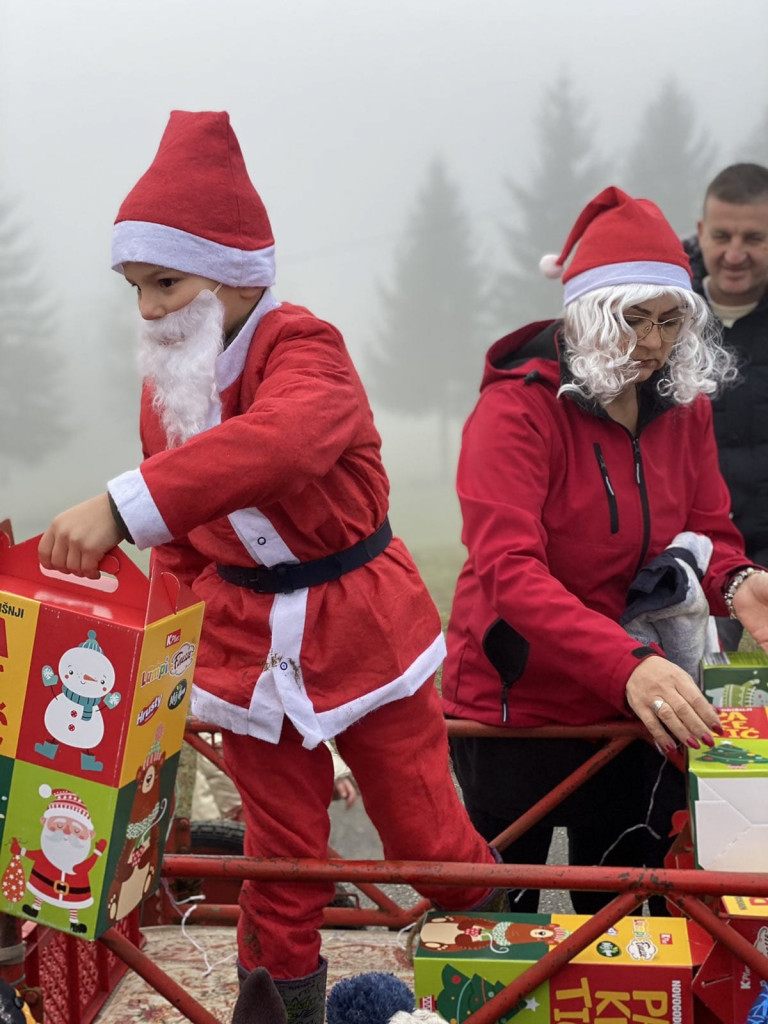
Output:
top-left (233, 957), bottom-right (327, 1024)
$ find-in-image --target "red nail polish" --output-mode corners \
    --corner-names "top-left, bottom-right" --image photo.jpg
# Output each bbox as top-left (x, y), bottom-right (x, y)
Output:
top-left (712, 723), bottom-right (725, 736)
top-left (701, 734), bottom-right (715, 748)
top-left (666, 742), bottom-right (678, 756)
top-left (686, 737), bottom-right (700, 750)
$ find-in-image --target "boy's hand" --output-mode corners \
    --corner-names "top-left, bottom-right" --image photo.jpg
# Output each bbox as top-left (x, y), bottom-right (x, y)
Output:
top-left (333, 777), bottom-right (357, 809)
top-left (38, 494), bottom-right (122, 579)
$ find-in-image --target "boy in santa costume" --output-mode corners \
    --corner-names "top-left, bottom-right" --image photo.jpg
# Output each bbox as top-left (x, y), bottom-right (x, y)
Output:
top-left (39, 110), bottom-right (501, 1023)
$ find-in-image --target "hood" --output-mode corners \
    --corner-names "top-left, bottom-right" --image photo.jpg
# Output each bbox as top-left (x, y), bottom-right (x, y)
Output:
top-left (682, 234), bottom-right (706, 294)
top-left (480, 318), bottom-right (677, 427)
top-left (481, 320), bottom-right (561, 392)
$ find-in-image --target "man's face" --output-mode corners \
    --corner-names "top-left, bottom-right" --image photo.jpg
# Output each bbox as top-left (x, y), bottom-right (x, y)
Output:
top-left (122, 262), bottom-right (252, 335)
top-left (697, 196), bottom-right (768, 306)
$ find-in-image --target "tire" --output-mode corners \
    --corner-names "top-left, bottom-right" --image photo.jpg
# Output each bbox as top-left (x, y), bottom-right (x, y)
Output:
top-left (190, 819), bottom-right (245, 856)
top-left (185, 819), bottom-right (246, 905)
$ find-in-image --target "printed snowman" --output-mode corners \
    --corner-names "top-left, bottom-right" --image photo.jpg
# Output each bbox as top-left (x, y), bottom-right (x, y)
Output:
top-left (34, 630), bottom-right (121, 772)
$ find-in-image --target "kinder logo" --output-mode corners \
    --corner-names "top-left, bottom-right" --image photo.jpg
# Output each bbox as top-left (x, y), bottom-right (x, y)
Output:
top-left (165, 629), bottom-right (181, 648)
top-left (171, 642), bottom-right (195, 676)
top-left (137, 696), bottom-right (162, 726)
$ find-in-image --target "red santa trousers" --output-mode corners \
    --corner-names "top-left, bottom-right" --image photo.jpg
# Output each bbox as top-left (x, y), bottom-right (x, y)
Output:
top-left (221, 676), bottom-right (496, 979)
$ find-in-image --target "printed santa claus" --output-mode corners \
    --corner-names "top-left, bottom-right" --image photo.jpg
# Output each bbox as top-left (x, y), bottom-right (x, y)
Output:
top-left (12, 785), bottom-right (107, 934)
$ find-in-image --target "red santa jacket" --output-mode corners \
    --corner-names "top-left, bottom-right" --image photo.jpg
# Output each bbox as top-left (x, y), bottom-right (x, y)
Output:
top-left (109, 293), bottom-right (444, 749)
top-left (441, 321), bottom-right (749, 729)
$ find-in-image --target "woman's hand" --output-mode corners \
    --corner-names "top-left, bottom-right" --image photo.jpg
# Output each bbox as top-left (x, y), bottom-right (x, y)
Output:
top-left (38, 493), bottom-right (122, 579)
top-left (625, 655), bottom-right (723, 753)
top-left (731, 570), bottom-right (768, 652)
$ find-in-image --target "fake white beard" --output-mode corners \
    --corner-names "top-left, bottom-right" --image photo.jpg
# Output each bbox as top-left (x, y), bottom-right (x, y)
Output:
top-left (137, 289), bottom-right (225, 447)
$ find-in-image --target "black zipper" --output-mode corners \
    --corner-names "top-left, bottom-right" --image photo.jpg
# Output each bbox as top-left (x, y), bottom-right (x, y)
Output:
top-left (594, 443), bottom-right (619, 534)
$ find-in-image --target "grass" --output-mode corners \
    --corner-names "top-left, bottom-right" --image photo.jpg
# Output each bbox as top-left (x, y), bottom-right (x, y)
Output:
top-left (410, 542), bottom-right (465, 628)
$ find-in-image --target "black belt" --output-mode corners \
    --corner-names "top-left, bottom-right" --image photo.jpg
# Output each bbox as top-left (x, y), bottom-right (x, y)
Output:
top-left (217, 518), bottom-right (392, 594)
top-left (31, 870), bottom-right (90, 896)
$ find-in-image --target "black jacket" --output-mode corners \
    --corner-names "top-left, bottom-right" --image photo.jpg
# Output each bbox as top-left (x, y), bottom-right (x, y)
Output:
top-left (684, 235), bottom-right (768, 567)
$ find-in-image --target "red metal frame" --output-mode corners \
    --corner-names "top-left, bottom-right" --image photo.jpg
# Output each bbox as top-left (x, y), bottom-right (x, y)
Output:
top-left (16, 718), bottom-right (758, 1023)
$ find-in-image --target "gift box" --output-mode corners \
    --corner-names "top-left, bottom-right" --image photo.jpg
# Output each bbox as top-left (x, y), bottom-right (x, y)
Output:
top-left (693, 898), bottom-right (768, 1023)
top-left (413, 911), bottom-right (709, 1023)
top-left (700, 651), bottom-right (768, 708)
top-left (687, 708), bottom-right (768, 872)
top-left (0, 532), bottom-right (204, 939)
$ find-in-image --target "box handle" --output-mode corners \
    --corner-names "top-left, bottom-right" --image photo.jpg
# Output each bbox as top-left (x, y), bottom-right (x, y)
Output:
top-left (0, 535), bottom-right (152, 606)
top-left (39, 553), bottom-right (121, 593)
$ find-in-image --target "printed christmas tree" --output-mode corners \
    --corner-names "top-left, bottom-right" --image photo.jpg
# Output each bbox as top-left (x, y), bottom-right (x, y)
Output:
top-left (699, 742), bottom-right (768, 766)
top-left (436, 964), bottom-right (524, 1023)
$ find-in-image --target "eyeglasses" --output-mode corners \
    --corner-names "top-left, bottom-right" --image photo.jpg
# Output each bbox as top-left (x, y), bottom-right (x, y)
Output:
top-left (623, 315), bottom-right (685, 342)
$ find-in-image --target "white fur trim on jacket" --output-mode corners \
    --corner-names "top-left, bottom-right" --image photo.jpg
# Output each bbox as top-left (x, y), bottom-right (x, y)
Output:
top-left (189, 631), bottom-right (447, 750)
top-left (108, 467), bottom-right (173, 549)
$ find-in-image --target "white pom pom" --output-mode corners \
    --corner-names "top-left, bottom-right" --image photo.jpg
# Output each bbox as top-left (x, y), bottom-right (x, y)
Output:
top-left (539, 253), bottom-right (563, 279)
top-left (39, 784), bottom-right (52, 799)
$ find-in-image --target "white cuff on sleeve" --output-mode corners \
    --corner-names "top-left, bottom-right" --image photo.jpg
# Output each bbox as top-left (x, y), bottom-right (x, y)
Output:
top-left (108, 468), bottom-right (173, 550)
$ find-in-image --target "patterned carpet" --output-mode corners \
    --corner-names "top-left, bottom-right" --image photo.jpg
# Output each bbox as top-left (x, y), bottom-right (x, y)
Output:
top-left (96, 925), bottom-right (415, 1023)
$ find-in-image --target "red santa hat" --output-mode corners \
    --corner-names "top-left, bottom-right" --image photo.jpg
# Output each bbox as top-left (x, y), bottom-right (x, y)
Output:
top-left (539, 186), bottom-right (692, 305)
top-left (112, 110), bottom-right (275, 288)
top-left (39, 785), bottom-right (94, 828)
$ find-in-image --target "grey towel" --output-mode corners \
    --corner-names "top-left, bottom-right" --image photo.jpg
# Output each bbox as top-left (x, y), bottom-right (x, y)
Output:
top-left (620, 532), bottom-right (718, 679)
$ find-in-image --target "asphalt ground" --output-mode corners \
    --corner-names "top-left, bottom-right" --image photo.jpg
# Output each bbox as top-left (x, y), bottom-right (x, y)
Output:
top-left (328, 780), bottom-right (573, 915)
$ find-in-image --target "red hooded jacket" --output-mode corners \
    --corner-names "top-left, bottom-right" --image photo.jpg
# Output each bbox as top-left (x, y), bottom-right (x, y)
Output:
top-left (441, 321), bottom-right (748, 729)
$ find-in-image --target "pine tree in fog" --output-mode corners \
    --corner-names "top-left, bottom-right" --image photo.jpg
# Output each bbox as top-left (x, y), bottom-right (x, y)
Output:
top-left (492, 77), bottom-right (611, 330)
top-left (367, 158), bottom-right (486, 478)
top-left (0, 198), bottom-right (68, 473)
top-left (622, 78), bottom-right (716, 235)
top-left (737, 106), bottom-right (768, 167)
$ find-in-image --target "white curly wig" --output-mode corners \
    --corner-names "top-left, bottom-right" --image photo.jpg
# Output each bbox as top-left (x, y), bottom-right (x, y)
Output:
top-left (559, 283), bottom-right (739, 407)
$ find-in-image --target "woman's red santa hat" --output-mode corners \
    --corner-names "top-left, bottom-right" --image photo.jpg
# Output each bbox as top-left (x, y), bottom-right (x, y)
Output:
top-left (539, 186), bottom-right (692, 305)
top-left (112, 110), bottom-right (275, 288)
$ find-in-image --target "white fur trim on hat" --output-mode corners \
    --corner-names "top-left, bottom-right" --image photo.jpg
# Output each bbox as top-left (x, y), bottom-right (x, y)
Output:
top-left (563, 261), bottom-right (692, 305)
top-left (112, 220), bottom-right (276, 289)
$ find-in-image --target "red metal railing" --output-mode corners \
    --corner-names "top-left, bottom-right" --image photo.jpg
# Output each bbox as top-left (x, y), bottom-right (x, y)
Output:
top-left (9, 719), bottom-right (760, 1023)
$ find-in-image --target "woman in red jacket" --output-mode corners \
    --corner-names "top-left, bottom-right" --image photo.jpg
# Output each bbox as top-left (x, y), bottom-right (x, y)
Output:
top-left (443, 187), bottom-right (768, 913)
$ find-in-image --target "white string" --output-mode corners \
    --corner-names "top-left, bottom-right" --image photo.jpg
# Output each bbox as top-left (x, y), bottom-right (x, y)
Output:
top-left (503, 752), bottom-right (669, 908)
top-left (397, 921), bottom-right (415, 949)
top-left (160, 879), bottom-right (237, 977)
top-left (596, 752), bottom-right (666, 866)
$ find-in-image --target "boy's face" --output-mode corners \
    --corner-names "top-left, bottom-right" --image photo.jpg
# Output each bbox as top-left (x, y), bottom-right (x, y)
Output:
top-left (122, 262), bottom-right (259, 335)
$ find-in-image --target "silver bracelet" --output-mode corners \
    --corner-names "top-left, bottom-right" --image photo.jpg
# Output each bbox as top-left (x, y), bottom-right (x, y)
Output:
top-left (723, 566), bottom-right (767, 620)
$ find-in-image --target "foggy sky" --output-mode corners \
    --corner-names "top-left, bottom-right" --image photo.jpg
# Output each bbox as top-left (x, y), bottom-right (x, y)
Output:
top-left (1, 0), bottom-right (766, 544)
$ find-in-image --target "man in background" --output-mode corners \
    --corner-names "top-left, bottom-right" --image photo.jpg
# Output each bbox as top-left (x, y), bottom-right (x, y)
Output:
top-left (685, 164), bottom-right (768, 580)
